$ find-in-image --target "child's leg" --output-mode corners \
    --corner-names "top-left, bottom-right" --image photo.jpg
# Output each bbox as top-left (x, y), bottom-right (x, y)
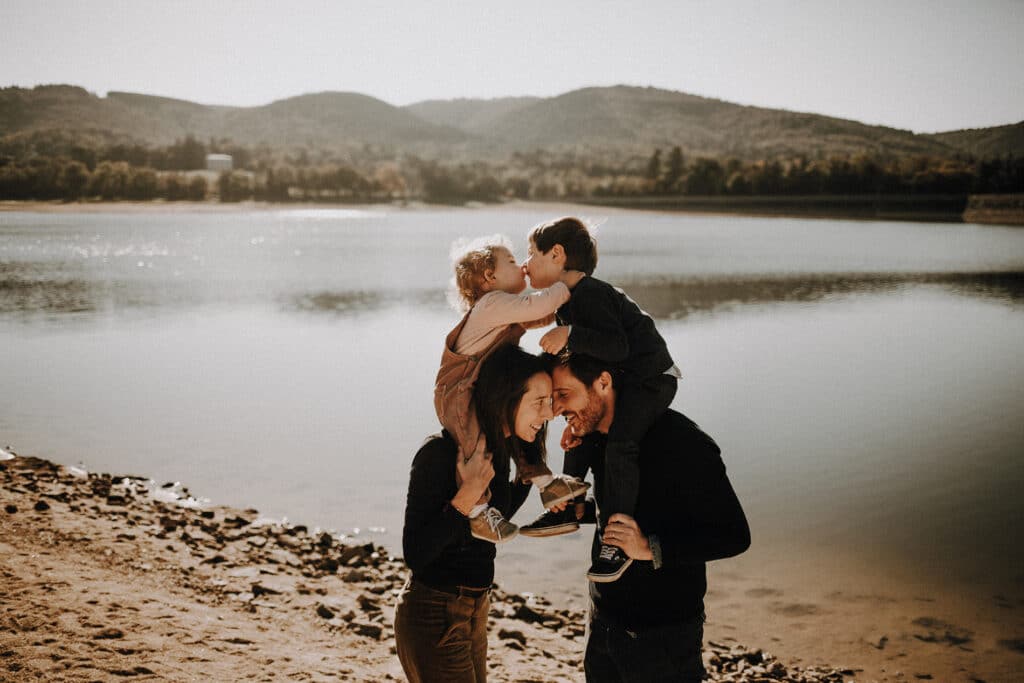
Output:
top-left (562, 438), bottom-right (595, 480)
top-left (601, 374), bottom-right (677, 526)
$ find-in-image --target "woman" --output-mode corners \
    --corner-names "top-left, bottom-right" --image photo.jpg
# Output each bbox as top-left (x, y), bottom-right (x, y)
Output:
top-left (395, 345), bottom-right (554, 682)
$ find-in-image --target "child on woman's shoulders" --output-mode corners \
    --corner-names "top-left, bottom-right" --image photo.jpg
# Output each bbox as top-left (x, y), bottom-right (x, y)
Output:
top-left (434, 235), bottom-right (590, 544)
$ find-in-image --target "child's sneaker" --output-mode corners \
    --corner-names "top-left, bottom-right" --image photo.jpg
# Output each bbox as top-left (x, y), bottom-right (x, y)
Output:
top-left (469, 506), bottom-right (518, 543)
top-left (519, 506), bottom-right (580, 537)
top-left (586, 542), bottom-right (633, 582)
top-left (539, 475), bottom-right (590, 509)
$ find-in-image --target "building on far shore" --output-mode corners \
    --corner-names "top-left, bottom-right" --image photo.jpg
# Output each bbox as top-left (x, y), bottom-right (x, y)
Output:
top-left (206, 154), bottom-right (233, 172)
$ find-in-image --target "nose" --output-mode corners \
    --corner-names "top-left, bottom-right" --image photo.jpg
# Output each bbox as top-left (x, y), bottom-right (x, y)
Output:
top-left (539, 398), bottom-right (554, 421)
top-left (551, 396), bottom-right (565, 416)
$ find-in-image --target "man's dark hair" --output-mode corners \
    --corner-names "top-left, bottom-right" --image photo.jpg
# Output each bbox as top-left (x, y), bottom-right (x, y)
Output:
top-left (529, 216), bottom-right (598, 276)
top-left (544, 351), bottom-right (616, 389)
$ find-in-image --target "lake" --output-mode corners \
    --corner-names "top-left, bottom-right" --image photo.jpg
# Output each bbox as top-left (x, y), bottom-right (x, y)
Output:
top-left (2, 204), bottom-right (1023, 616)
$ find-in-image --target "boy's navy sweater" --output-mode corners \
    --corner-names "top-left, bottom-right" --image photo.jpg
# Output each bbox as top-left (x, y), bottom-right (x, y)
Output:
top-left (557, 275), bottom-right (674, 382)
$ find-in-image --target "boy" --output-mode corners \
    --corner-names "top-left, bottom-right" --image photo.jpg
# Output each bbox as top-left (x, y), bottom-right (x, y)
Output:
top-left (520, 217), bottom-right (681, 582)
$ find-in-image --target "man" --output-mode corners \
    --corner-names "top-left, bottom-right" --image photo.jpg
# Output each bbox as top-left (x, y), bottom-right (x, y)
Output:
top-left (530, 352), bottom-right (750, 682)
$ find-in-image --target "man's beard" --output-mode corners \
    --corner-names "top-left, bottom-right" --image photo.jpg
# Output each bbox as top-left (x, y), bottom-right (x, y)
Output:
top-left (568, 387), bottom-right (605, 436)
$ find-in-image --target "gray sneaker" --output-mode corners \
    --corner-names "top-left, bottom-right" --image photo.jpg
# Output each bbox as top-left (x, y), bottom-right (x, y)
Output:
top-left (469, 506), bottom-right (518, 544)
top-left (539, 475), bottom-right (590, 509)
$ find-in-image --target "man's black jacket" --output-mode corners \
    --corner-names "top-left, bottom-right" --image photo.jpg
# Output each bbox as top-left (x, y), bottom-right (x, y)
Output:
top-left (579, 409), bottom-right (750, 629)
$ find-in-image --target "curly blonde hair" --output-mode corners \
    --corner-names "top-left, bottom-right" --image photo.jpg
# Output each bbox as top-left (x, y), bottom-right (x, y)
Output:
top-left (447, 234), bottom-right (515, 312)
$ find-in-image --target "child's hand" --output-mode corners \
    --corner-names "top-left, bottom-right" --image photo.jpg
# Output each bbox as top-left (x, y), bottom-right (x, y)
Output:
top-left (539, 326), bottom-right (570, 354)
top-left (560, 424), bottom-right (582, 451)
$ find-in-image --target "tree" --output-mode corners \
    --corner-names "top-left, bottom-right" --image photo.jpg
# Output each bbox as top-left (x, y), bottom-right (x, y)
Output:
top-left (168, 135), bottom-right (206, 170)
top-left (646, 149), bottom-right (662, 181)
top-left (58, 160), bottom-right (90, 200)
top-left (685, 158), bottom-right (725, 195)
top-left (187, 176), bottom-right (208, 201)
top-left (665, 147), bottom-right (684, 190)
top-left (218, 171), bottom-right (252, 202)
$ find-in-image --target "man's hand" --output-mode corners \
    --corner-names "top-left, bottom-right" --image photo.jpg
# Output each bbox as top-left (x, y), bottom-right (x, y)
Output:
top-left (603, 513), bottom-right (653, 561)
top-left (560, 424), bottom-right (582, 451)
top-left (539, 326), bottom-right (570, 354)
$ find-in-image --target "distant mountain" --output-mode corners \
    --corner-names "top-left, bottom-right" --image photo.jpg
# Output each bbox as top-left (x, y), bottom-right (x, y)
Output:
top-left (422, 85), bottom-right (964, 159)
top-left (404, 96), bottom-right (540, 135)
top-left (2, 83), bottom-right (1020, 161)
top-left (924, 121), bottom-right (1024, 159)
top-left (0, 85), bottom-right (466, 151)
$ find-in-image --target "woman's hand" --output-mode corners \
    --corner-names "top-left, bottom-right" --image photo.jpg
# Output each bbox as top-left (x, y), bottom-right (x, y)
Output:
top-left (603, 513), bottom-right (653, 561)
top-left (451, 447), bottom-right (495, 514)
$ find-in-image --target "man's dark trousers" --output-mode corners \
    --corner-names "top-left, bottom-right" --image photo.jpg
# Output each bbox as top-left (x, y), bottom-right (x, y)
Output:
top-left (584, 610), bottom-right (705, 682)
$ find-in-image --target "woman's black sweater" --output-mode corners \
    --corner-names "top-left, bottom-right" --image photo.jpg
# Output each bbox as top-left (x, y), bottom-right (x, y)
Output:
top-left (402, 432), bottom-right (531, 588)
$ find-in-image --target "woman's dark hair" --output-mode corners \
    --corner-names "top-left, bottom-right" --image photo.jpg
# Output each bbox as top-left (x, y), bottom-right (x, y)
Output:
top-left (474, 345), bottom-right (549, 471)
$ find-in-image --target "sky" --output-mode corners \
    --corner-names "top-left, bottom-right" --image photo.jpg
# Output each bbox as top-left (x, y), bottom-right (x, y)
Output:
top-left (1, 0), bottom-right (1022, 134)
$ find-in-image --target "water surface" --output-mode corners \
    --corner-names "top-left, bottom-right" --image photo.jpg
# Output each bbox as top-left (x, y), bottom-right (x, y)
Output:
top-left (2, 205), bottom-right (1022, 609)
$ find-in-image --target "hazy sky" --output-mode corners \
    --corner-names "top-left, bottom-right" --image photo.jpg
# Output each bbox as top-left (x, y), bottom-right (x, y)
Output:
top-left (2, 0), bottom-right (1022, 133)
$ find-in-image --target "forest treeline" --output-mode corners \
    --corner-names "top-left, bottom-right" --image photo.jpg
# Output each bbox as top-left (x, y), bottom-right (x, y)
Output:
top-left (1, 132), bottom-right (1021, 203)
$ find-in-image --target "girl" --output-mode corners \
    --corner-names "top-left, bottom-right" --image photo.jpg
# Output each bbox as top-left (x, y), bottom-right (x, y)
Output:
top-left (433, 235), bottom-right (589, 542)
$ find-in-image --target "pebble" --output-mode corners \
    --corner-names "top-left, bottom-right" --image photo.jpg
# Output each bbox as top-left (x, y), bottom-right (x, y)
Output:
top-left (0, 453), bottom-right (862, 674)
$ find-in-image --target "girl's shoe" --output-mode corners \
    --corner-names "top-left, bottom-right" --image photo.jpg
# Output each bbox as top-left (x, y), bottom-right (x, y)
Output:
top-left (539, 475), bottom-right (590, 509)
top-left (469, 506), bottom-right (518, 543)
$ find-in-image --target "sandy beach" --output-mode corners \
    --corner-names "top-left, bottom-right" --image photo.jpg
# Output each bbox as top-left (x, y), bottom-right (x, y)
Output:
top-left (1, 448), bottom-right (908, 683)
top-left (3, 448), bottom-right (1021, 682)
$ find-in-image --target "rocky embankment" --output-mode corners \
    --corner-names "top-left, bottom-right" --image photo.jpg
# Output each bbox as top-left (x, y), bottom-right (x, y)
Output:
top-left (1, 449), bottom-right (854, 682)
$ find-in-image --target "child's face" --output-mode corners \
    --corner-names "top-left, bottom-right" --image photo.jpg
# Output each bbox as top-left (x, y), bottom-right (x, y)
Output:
top-left (524, 239), bottom-right (562, 289)
top-left (489, 247), bottom-right (527, 295)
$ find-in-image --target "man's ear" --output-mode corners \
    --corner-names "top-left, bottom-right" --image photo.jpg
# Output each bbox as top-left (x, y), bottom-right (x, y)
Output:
top-left (596, 371), bottom-right (613, 394)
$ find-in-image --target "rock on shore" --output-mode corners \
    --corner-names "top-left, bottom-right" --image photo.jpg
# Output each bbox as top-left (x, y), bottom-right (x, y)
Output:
top-left (1, 450), bottom-right (850, 682)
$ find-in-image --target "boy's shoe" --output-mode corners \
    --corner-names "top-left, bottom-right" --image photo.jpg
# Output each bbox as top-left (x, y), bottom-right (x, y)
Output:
top-left (519, 506), bottom-right (580, 537)
top-left (587, 543), bottom-right (633, 582)
top-left (470, 506), bottom-right (518, 544)
top-left (539, 475), bottom-right (590, 509)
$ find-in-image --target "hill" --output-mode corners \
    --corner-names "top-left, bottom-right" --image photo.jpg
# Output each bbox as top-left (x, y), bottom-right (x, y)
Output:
top-left (404, 96), bottom-right (541, 134)
top-left (925, 121), bottom-right (1024, 159)
top-left (0, 85), bottom-right (466, 151)
top-left (438, 85), bottom-right (965, 159)
top-left (2, 83), bottom-right (1020, 161)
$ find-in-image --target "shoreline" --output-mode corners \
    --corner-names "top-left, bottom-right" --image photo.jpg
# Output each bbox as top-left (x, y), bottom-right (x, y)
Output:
top-left (1, 448), bottom-right (865, 682)
top-left (3, 195), bottom-right (1022, 226)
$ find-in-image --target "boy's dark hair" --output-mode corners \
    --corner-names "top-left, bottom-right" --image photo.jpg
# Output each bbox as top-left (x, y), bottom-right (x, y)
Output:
top-left (529, 216), bottom-right (598, 276)
top-left (475, 345), bottom-right (548, 468)
top-left (543, 351), bottom-right (617, 389)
